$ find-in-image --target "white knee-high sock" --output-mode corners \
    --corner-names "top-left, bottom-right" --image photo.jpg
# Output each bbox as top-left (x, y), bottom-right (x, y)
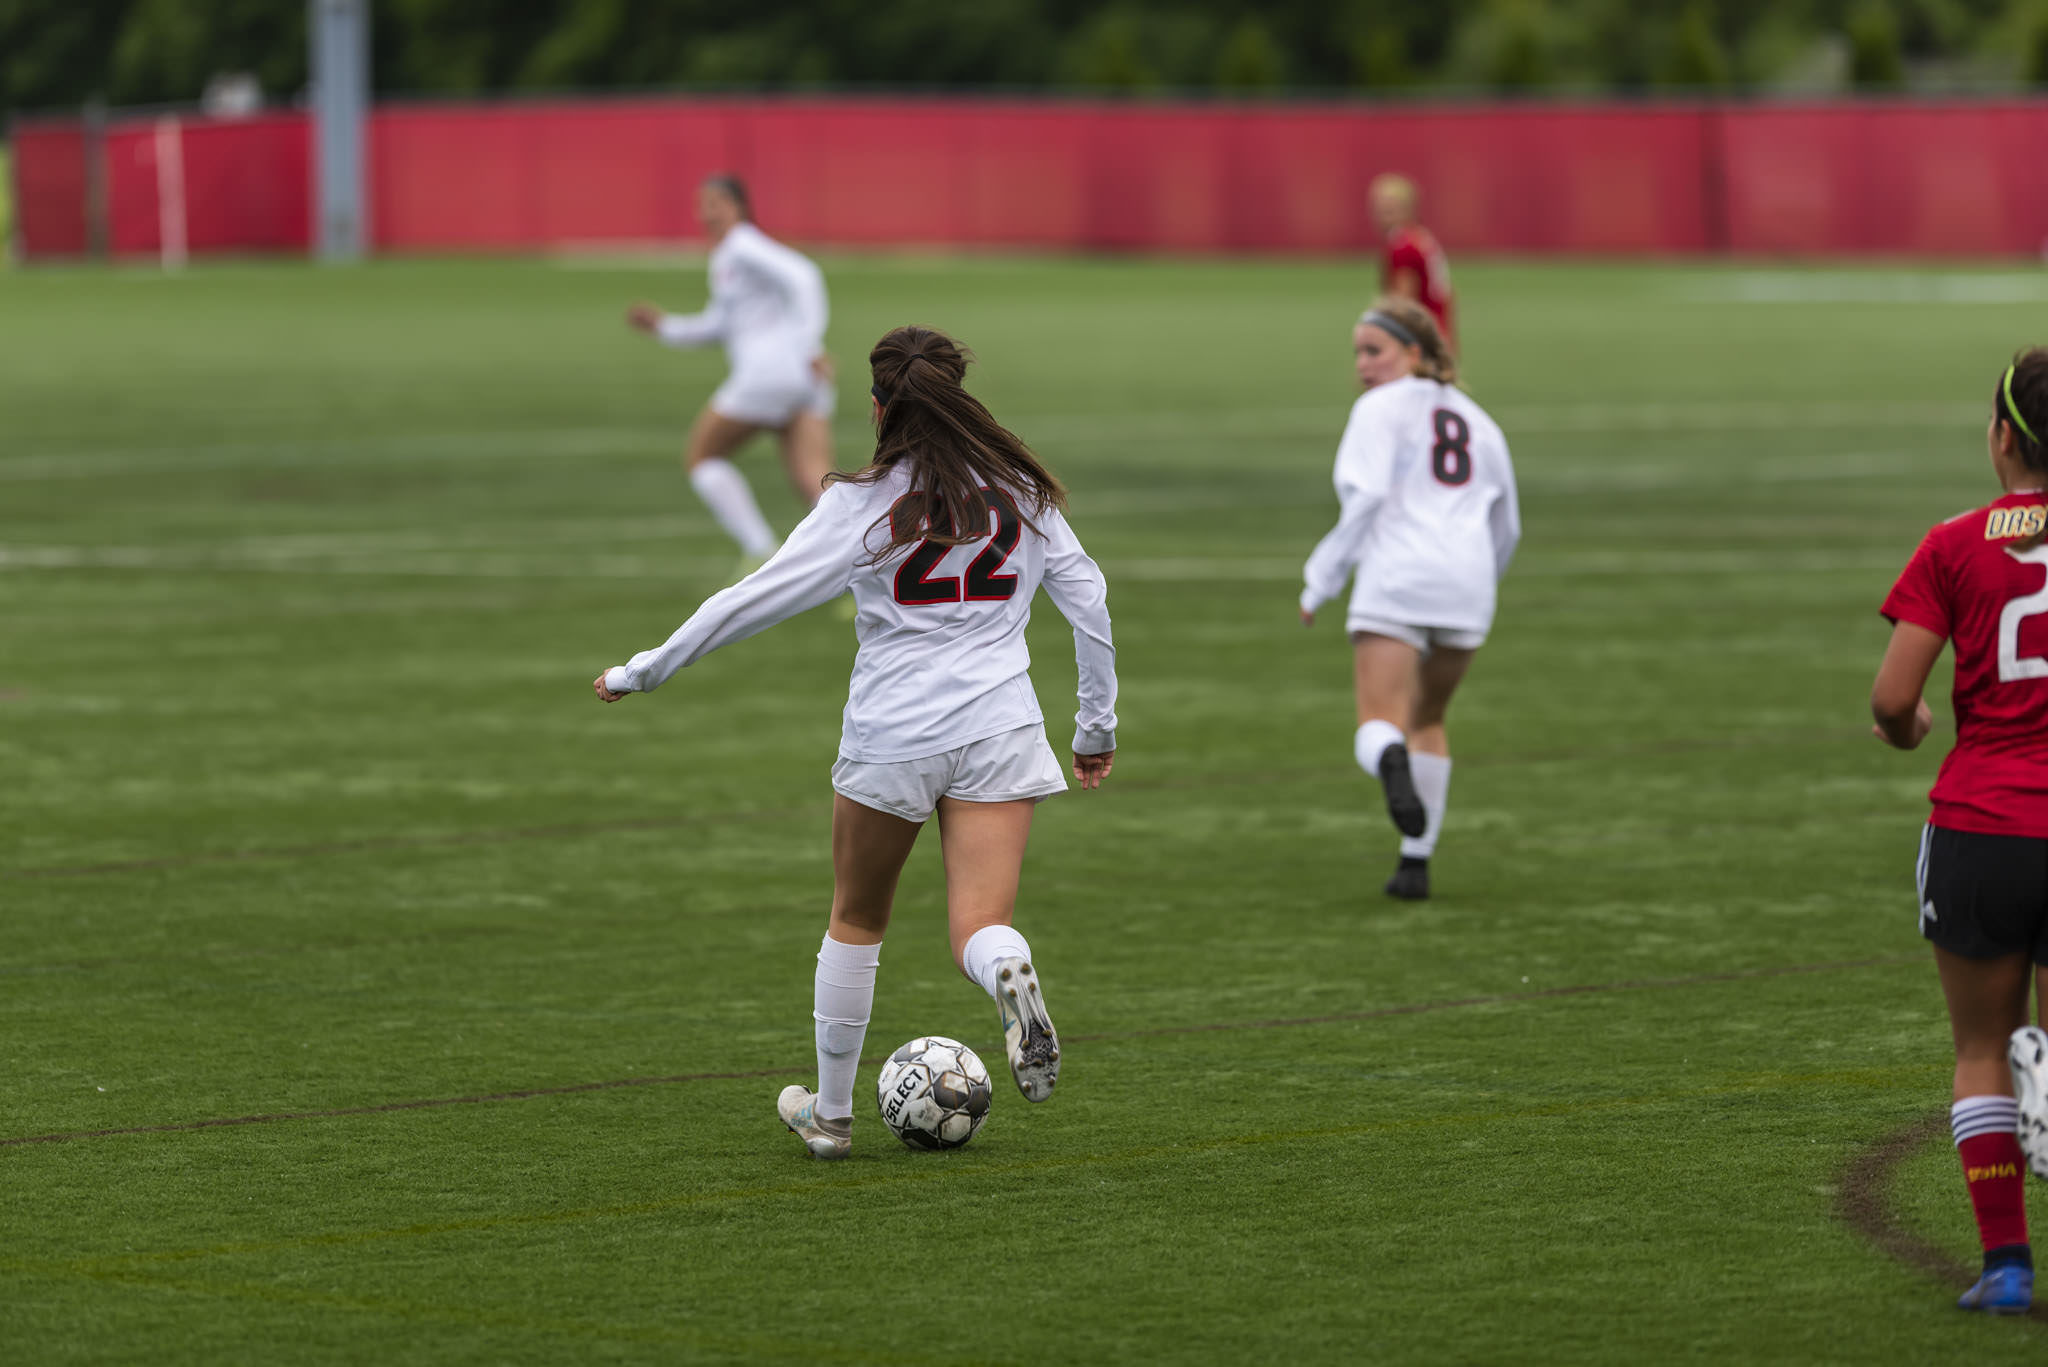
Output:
top-left (690, 459), bottom-right (778, 557)
top-left (1353, 719), bottom-right (1405, 778)
top-left (960, 923), bottom-right (1032, 1000)
top-left (1399, 753), bottom-right (1452, 859)
top-left (813, 934), bottom-right (881, 1120)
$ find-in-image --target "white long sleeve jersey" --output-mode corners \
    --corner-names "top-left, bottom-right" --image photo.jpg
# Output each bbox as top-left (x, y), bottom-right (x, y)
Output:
top-left (1300, 376), bottom-right (1520, 634)
top-left (653, 222), bottom-right (827, 368)
top-left (604, 465), bottom-right (1118, 764)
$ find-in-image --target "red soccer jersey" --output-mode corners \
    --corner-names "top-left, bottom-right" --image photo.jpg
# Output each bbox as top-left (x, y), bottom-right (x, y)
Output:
top-left (1882, 491), bottom-right (2048, 838)
top-left (1382, 226), bottom-right (1456, 351)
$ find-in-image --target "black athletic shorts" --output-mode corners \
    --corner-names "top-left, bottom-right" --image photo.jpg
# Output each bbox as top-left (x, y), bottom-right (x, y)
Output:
top-left (1917, 824), bottom-right (2048, 964)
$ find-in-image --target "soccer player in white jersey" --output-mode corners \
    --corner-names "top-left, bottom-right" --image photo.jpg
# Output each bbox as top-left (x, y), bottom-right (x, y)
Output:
top-left (593, 324), bottom-right (1118, 1160)
top-left (626, 175), bottom-right (836, 571)
top-left (1300, 297), bottom-right (1519, 902)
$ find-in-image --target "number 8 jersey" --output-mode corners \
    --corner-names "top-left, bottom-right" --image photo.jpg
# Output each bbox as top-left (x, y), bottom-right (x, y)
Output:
top-left (1300, 375), bottom-right (1520, 637)
top-left (603, 463), bottom-right (1117, 764)
top-left (1883, 491), bottom-right (2048, 837)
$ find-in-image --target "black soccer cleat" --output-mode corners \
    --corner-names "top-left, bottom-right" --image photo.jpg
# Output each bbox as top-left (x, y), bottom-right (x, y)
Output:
top-left (1384, 856), bottom-right (1430, 901)
top-left (1377, 743), bottom-right (1427, 838)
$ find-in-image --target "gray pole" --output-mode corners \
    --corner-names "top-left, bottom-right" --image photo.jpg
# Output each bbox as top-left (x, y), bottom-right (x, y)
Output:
top-left (83, 96), bottom-right (108, 261)
top-left (309, 0), bottom-right (370, 261)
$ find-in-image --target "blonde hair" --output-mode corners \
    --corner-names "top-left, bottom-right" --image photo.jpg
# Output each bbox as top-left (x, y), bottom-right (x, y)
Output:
top-left (1360, 296), bottom-right (1456, 384)
top-left (1369, 172), bottom-right (1417, 211)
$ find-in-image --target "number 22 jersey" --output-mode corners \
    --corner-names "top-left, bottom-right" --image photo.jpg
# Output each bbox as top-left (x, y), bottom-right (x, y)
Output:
top-left (1882, 490), bottom-right (2048, 838)
top-left (603, 463), bottom-right (1118, 764)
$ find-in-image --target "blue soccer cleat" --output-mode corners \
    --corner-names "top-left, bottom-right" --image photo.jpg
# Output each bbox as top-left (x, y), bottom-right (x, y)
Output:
top-left (1957, 1262), bottom-right (2033, 1315)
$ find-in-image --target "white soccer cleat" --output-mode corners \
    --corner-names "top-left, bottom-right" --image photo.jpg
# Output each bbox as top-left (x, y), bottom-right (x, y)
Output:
top-left (993, 957), bottom-right (1060, 1103)
top-left (777, 1084), bottom-right (852, 1160)
top-left (2010, 1026), bottom-right (2048, 1181)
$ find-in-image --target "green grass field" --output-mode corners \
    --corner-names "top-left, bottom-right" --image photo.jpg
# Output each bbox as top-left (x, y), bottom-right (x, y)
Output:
top-left (7, 253), bottom-right (2048, 1363)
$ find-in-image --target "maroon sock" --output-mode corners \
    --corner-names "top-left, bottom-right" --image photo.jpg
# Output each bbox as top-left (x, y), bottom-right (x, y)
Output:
top-left (1959, 1131), bottom-right (2030, 1254)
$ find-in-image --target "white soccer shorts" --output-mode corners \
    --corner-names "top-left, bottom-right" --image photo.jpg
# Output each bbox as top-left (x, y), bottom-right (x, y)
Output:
top-left (711, 359), bottom-right (836, 428)
top-left (1346, 614), bottom-right (1487, 653)
top-left (831, 725), bottom-right (1068, 823)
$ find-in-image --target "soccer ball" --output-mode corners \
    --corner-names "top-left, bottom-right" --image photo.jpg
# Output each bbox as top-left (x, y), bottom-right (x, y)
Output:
top-left (876, 1035), bottom-right (992, 1150)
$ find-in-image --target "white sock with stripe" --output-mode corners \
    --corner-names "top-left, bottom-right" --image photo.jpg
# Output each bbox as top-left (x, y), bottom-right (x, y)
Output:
top-left (690, 459), bottom-right (779, 558)
top-left (1953, 1095), bottom-right (2021, 1144)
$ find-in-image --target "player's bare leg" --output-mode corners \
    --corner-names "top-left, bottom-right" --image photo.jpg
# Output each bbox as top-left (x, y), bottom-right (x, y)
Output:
top-left (685, 407), bottom-right (779, 567)
top-left (830, 793), bottom-right (923, 947)
top-left (1939, 946), bottom-right (2031, 1100)
top-left (939, 797), bottom-right (1058, 1101)
top-left (780, 795), bottom-right (923, 1160)
top-left (1387, 645), bottom-right (1477, 900)
top-left (1937, 945), bottom-right (2036, 1310)
top-left (777, 410), bottom-right (835, 508)
top-left (1351, 632), bottom-right (1427, 841)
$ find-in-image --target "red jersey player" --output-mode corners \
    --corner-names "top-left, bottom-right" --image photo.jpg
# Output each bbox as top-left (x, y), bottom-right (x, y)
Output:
top-left (1873, 346), bottom-right (2048, 1315)
top-left (1370, 174), bottom-right (1455, 354)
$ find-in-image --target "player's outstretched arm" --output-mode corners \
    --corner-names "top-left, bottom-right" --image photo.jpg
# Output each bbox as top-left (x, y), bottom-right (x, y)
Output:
top-left (1490, 452), bottom-right (1522, 579)
top-left (593, 491), bottom-right (856, 701)
top-left (1302, 399), bottom-right (1393, 623)
top-left (1040, 508), bottom-right (1118, 769)
top-left (627, 298), bottom-right (727, 348)
top-left (1870, 619), bottom-right (1944, 749)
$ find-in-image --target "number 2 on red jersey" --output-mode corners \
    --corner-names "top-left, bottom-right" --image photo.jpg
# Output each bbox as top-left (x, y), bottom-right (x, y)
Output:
top-left (1999, 544), bottom-right (2048, 682)
top-left (893, 488), bottom-right (1022, 607)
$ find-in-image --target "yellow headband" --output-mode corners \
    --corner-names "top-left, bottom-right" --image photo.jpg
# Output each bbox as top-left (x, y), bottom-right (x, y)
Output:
top-left (2005, 365), bottom-right (2041, 446)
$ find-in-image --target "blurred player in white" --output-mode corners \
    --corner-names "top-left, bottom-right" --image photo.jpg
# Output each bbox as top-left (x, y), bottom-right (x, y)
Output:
top-left (1300, 297), bottom-right (1519, 901)
top-left (626, 174), bottom-right (835, 571)
top-left (593, 324), bottom-right (1117, 1161)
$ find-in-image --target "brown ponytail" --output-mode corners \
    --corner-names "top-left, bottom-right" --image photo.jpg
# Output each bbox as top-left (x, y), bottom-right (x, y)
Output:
top-left (1365, 296), bottom-right (1457, 385)
top-left (828, 325), bottom-right (1068, 562)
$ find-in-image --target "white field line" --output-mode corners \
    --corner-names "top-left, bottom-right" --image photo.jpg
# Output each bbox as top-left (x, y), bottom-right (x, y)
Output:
top-left (1675, 271), bottom-right (2048, 304)
top-left (0, 438), bottom-right (1925, 581)
top-left (0, 544), bottom-right (1899, 582)
top-left (179, 515), bottom-right (709, 556)
top-left (0, 400), bottom-right (1985, 482)
top-left (0, 428), bottom-right (663, 482)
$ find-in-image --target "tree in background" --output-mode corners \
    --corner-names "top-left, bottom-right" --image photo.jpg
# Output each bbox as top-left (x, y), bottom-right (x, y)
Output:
top-left (1847, 0), bottom-right (1909, 86)
top-left (1, 0), bottom-right (2044, 120)
top-left (2015, 0), bottom-right (2048, 84)
top-left (1213, 17), bottom-right (1288, 92)
top-left (1663, 1), bottom-right (1734, 87)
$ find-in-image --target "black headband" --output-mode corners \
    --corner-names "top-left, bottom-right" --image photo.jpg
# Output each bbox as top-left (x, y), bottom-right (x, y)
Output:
top-left (1358, 309), bottom-right (1418, 348)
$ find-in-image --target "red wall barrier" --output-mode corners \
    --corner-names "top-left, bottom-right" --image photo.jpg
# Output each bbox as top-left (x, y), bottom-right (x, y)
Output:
top-left (364, 98), bottom-right (1725, 256)
top-left (98, 114), bottom-right (309, 256)
top-left (13, 96), bottom-right (2048, 260)
top-left (1718, 103), bottom-right (2048, 256)
top-left (11, 122), bottom-right (90, 257)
